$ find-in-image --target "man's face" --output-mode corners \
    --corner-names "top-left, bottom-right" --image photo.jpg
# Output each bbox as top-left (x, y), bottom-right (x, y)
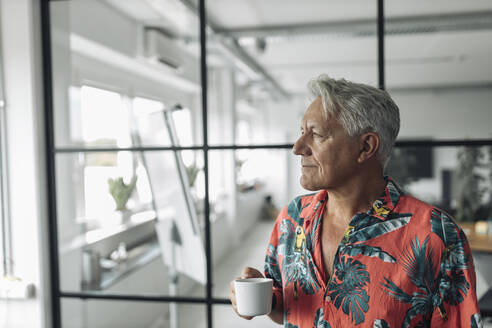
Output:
top-left (293, 97), bottom-right (361, 191)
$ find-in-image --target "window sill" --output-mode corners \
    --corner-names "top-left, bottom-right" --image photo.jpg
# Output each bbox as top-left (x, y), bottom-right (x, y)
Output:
top-left (82, 238), bottom-right (161, 291)
top-left (60, 210), bottom-right (157, 255)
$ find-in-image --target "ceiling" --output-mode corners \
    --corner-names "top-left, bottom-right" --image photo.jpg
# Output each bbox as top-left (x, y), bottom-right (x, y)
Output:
top-left (104, 0), bottom-right (492, 95)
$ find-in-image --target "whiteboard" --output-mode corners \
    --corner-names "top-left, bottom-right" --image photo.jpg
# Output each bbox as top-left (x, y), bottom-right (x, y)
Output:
top-left (133, 109), bottom-right (206, 284)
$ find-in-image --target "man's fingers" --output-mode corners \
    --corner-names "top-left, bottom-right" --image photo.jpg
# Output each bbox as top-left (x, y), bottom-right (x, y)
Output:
top-left (241, 266), bottom-right (256, 276)
top-left (241, 267), bottom-right (263, 278)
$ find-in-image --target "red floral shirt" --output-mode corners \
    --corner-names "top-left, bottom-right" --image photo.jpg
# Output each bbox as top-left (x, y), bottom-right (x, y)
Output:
top-left (264, 178), bottom-right (481, 328)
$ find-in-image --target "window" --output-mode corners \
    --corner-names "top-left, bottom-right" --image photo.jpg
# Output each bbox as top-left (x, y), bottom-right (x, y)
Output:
top-left (66, 86), bottom-right (154, 232)
top-left (42, 0), bottom-right (492, 327)
top-left (59, 87), bottom-right (206, 238)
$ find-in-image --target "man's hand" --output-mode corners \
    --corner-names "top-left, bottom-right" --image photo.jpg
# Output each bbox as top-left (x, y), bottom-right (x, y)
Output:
top-left (229, 267), bottom-right (265, 320)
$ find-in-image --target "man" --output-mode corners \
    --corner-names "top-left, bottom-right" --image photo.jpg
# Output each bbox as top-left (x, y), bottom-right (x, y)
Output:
top-left (230, 75), bottom-right (482, 327)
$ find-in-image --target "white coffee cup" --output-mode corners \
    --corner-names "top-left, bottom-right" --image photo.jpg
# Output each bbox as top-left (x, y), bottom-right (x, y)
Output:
top-left (234, 278), bottom-right (273, 316)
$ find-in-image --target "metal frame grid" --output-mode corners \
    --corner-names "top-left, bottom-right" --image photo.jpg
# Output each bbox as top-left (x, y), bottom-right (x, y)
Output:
top-left (39, 0), bottom-right (492, 327)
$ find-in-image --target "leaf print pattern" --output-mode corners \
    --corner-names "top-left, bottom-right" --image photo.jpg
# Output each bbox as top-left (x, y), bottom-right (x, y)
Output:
top-left (340, 244), bottom-right (396, 263)
top-left (431, 209), bottom-right (471, 310)
top-left (439, 268), bottom-right (469, 306)
top-left (265, 244), bottom-right (282, 288)
top-left (306, 201), bottom-right (324, 251)
top-left (431, 209), bottom-right (469, 271)
top-left (382, 237), bottom-right (440, 328)
top-left (351, 213), bottom-right (385, 231)
top-left (277, 219), bottom-right (321, 296)
top-left (373, 319), bottom-right (390, 328)
top-left (330, 256), bottom-right (370, 325)
top-left (263, 177), bottom-right (479, 328)
top-left (337, 213), bottom-right (411, 265)
top-left (284, 308), bottom-right (299, 328)
top-left (287, 196), bottom-right (310, 225)
top-left (314, 308), bottom-right (331, 328)
top-left (430, 209), bottom-right (460, 245)
top-left (285, 323), bottom-right (299, 328)
top-left (400, 237), bottom-right (437, 291)
top-left (348, 215), bottom-right (411, 243)
top-left (387, 179), bottom-right (404, 205)
top-left (471, 313), bottom-right (483, 328)
top-left (334, 256), bottom-right (370, 288)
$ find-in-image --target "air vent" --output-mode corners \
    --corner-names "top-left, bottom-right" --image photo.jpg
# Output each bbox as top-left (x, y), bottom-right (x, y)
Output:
top-left (144, 29), bottom-right (184, 71)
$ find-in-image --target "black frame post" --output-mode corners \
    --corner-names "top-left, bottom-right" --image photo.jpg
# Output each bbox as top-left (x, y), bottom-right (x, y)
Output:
top-left (198, 0), bottom-right (213, 327)
top-left (40, 0), bottom-right (62, 327)
top-left (377, 0), bottom-right (385, 90)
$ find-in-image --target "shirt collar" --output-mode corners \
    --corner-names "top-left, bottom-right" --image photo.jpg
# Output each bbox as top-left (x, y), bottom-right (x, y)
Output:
top-left (304, 176), bottom-right (404, 225)
top-left (367, 176), bottom-right (404, 220)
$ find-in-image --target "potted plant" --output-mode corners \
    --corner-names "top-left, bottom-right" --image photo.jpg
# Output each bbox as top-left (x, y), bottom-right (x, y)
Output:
top-left (108, 176), bottom-right (138, 223)
top-left (455, 147), bottom-right (486, 222)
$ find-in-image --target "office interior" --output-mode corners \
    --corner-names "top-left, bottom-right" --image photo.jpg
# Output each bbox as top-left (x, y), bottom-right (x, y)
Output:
top-left (0, 0), bottom-right (492, 327)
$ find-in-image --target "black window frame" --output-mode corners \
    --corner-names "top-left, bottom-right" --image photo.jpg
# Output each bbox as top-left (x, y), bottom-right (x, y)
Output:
top-left (40, 0), bottom-right (492, 327)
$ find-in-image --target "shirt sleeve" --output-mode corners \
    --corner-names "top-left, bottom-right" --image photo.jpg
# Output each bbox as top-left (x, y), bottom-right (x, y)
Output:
top-left (264, 205), bottom-right (287, 312)
top-left (429, 210), bottom-right (482, 327)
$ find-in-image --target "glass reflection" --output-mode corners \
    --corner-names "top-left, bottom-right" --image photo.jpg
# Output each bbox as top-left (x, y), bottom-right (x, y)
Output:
top-left (386, 1), bottom-right (492, 139)
top-left (213, 304), bottom-right (278, 328)
top-left (51, 0), bottom-right (202, 148)
top-left (386, 145), bottom-right (492, 223)
top-left (211, 149), bottom-right (302, 299)
top-left (62, 299), bottom-right (205, 328)
top-left (206, 0), bottom-right (377, 145)
top-left (56, 151), bottom-right (206, 298)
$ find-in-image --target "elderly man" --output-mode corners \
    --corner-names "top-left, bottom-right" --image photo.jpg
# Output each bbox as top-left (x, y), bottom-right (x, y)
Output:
top-left (230, 75), bottom-right (481, 327)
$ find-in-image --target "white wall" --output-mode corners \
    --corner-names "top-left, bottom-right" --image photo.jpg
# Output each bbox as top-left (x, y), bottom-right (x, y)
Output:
top-left (393, 87), bottom-right (492, 140)
top-left (0, 0), bottom-right (50, 327)
top-left (391, 87), bottom-right (492, 202)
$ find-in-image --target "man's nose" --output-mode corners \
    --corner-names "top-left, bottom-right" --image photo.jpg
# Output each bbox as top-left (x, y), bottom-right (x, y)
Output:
top-left (292, 134), bottom-right (311, 156)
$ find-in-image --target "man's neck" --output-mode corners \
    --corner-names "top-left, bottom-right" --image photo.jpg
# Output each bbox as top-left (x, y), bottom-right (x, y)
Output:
top-left (324, 173), bottom-right (387, 226)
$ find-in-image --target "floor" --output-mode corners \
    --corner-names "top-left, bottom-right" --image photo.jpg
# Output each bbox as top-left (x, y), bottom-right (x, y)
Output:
top-left (179, 219), bottom-right (280, 328)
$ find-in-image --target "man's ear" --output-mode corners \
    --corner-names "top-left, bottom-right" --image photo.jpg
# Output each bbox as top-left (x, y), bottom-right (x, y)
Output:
top-left (357, 132), bottom-right (380, 163)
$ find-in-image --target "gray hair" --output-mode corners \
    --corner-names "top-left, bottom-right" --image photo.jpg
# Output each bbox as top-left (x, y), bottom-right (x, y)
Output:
top-left (307, 74), bottom-right (400, 166)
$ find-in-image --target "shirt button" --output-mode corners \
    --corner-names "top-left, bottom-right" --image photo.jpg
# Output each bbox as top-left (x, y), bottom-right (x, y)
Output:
top-left (325, 295), bottom-right (331, 302)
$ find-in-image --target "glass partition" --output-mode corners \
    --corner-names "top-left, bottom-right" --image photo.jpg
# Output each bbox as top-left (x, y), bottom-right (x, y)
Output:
top-left (386, 1), bottom-right (492, 140)
top-left (62, 299), bottom-right (206, 328)
top-left (206, 0), bottom-right (378, 146)
top-left (210, 148), bottom-right (305, 299)
top-left (51, 0), bottom-right (203, 149)
top-left (43, 1), bottom-right (492, 327)
top-left (56, 150), bottom-right (206, 298)
top-left (386, 145), bottom-right (492, 222)
top-left (213, 304), bottom-right (278, 328)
